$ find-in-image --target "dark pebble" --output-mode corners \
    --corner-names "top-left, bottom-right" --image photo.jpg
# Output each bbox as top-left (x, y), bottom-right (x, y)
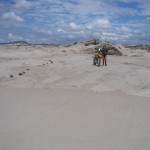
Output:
top-left (49, 60), bottom-right (53, 64)
top-left (10, 75), bottom-right (14, 78)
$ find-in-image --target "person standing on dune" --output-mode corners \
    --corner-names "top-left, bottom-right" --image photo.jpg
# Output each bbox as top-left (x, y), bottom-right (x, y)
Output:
top-left (101, 45), bottom-right (108, 66)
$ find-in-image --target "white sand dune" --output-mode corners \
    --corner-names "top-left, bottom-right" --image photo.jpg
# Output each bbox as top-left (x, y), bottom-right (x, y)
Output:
top-left (0, 43), bottom-right (150, 150)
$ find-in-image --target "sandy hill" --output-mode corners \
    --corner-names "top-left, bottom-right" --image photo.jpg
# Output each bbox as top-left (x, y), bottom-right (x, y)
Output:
top-left (0, 40), bottom-right (150, 150)
top-left (0, 40), bottom-right (150, 96)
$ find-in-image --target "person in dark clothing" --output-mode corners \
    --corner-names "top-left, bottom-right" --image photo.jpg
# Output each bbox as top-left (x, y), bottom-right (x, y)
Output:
top-left (101, 45), bottom-right (108, 66)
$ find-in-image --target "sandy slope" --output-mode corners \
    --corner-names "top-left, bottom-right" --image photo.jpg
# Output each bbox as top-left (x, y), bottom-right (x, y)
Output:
top-left (0, 44), bottom-right (150, 97)
top-left (0, 44), bottom-right (150, 150)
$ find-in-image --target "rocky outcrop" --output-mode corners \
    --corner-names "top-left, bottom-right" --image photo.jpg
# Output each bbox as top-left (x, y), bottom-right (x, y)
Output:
top-left (124, 45), bottom-right (150, 52)
top-left (81, 39), bottom-right (99, 46)
top-left (65, 42), bottom-right (78, 47)
top-left (83, 42), bottom-right (122, 55)
top-left (106, 44), bottom-right (122, 56)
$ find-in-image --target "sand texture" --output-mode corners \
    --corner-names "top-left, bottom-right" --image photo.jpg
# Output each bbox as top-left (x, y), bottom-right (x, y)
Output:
top-left (0, 43), bottom-right (150, 150)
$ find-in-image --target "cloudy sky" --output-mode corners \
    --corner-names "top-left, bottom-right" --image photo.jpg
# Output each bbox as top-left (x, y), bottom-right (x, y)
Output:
top-left (0, 0), bottom-right (150, 44)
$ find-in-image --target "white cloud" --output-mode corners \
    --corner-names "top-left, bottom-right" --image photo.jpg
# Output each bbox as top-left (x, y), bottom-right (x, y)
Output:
top-left (94, 19), bottom-right (110, 27)
top-left (14, 0), bottom-right (32, 10)
top-left (0, 0), bottom-right (149, 44)
top-left (57, 28), bottom-right (66, 33)
top-left (116, 0), bottom-right (150, 16)
top-left (2, 12), bottom-right (23, 22)
top-left (8, 33), bottom-right (13, 39)
top-left (33, 28), bottom-right (52, 36)
top-left (8, 33), bottom-right (24, 41)
top-left (84, 19), bottom-right (111, 30)
top-left (139, 3), bottom-right (150, 16)
top-left (69, 23), bottom-right (80, 30)
top-left (121, 26), bottom-right (130, 32)
top-left (56, 19), bottom-right (131, 43)
top-left (102, 32), bottom-right (117, 37)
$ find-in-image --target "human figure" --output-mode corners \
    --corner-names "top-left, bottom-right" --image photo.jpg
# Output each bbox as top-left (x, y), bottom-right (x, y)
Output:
top-left (101, 45), bottom-right (108, 66)
top-left (97, 48), bottom-right (103, 66)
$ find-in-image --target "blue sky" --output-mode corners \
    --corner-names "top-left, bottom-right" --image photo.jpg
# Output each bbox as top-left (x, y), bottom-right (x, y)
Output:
top-left (0, 0), bottom-right (150, 44)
